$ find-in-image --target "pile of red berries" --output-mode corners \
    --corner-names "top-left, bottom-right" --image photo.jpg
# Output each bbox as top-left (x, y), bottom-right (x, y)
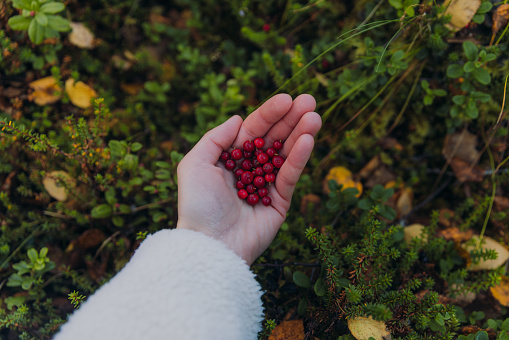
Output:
top-left (219, 137), bottom-right (285, 206)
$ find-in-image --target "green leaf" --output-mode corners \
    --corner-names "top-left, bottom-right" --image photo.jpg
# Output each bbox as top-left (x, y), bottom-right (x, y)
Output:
top-left (123, 154), bottom-right (138, 171)
top-left (502, 318), bottom-right (509, 331)
top-left (472, 68), bottom-right (491, 85)
top-left (112, 216), bottom-right (124, 227)
top-left (109, 140), bottom-right (127, 158)
top-left (131, 142), bottom-right (142, 152)
top-left (105, 187), bottom-right (116, 205)
top-left (474, 331), bottom-right (489, 340)
top-left (293, 271), bottom-right (311, 288)
top-left (485, 53), bottom-right (497, 62)
top-left (463, 41), bottom-right (479, 61)
top-left (433, 89), bottom-right (447, 96)
top-left (39, 247), bottom-right (48, 258)
top-left (152, 212), bottom-right (168, 223)
top-left (47, 15), bottom-right (70, 31)
top-left (144, 81), bottom-right (160, 93)
top-left (155, 161), bottom-right (171, 168)
top-left (27, 248), bottom-right (38, 263)
top-left (421, 80), bottom-right (429, 91)
top-left (389, 0), bottom-right (403, 9)
top-left (452, 95), bottom-right (465, 105)
top-left (40, 2), bottom-right (65, 14)
top-left (487, 319), bottom-right (497, 330)
top-left (314, 278), bottom-right (327, 297)
top-left (28, 19), bottom-right (42, 44)
top-left (358, 198), bottom-right (372, 210)
top-left (7, 15), bottom-right (32, 30)
top-left (370, 184), bottom-right (385, 200)
top-left (12, 0), bottom-right (32, 10)
top-left (423, 95), bottom-right (433, 106)
top-left (21, 277), bottom-right (34, 290)
top-left (463, 61), bottom-right (475, 73)
top-left (4, 296), bottom-right (26, 310)
top-left (297, 298), bottom-right (308, 316)
top-left (91, 204), bottom-right (113, 219)
top-left (35, 12), bottom-right (48, 26)
top-left (6, 274), bottom-right (23, 287)
top-left (447, 64), bottom-right (463, 78)
top-left (477, 2), bottom-right (492, 14)
top-left (472, 13), bottom-right (485, 24)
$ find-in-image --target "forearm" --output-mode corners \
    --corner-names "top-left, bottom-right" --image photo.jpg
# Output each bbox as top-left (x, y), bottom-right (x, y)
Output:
top-left (54, 229), bottom-right (264, 340)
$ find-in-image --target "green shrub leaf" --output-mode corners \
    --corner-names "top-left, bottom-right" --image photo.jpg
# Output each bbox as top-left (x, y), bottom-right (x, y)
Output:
top-left (293, 271), bottom-right (311, 288)
top-left (472, 68), bottom-right (490, 85)
top-left (40, 2), bottom-right (65, 14)
top-left (314, 278), bottom-right (327, 297)
top-left (35, 12), bottom-right (48, 26)
top-left (7, 15), bottom-right (32, 30)
top-left (463, 41), bottom-right (479, 61)
top-left (447, 64), bottom-right (464, 78)
top-left (91, 204), bottom-right (113, 219)
top-left (47, 15), bottom-right (70, 31)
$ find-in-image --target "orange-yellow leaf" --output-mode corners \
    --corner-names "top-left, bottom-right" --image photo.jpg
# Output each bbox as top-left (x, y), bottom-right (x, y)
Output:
top-left (348, 316), bottom-right (391, 340)
top-left (28, 76), bottom-right (62, 105)
top-left (443, 0), bottom-right (481, 32)
top-left (268, 320), bottom-right (305, 340)
top-left (323, 166), bottom-right (362, 197)
top-left (65, 79), bottom-right (97, 109)
top-left (493, 4), bottom-right (509, 35)
top-left (43, 170), bottom-right (76, 202)
top-left (490, 275), bottom-right (509, 306)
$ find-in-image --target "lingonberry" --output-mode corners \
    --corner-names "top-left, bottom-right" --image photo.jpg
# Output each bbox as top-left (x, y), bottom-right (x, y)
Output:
top-left (273, 140), bottom-right (283, 150)
top-left (265, 173), bottom-right (276, 183)
top-left (253, 160), bottom-right (261, 168)
top-left (238, 189), bottom-right (248, 200)
top-left (254, 149), bottom-right (263, 158)
top-left (266, 147), bottom-right (276, 157)
top-left (243, 140), bottom-right (255, 152)
top-left (257, 153), bottom-right (269, 164)
top-left (258, 187), bottom-right (268, 197)
top-left (246, 184), bottom-right (256, 193)
top-left (272, 155), bottom-right (284, 168)
top-left (234, 169), bottom-right (244, 178)
top-left (254, 137), bottom-right (265, 149)
top-left (263, 23), bottom-right (270, 33)
top-left (220, 151), bottom-right (230, 162)
top-left (231, 149), bottom-right (242, 160)
top-left (247, 194), bottom-right (260, 205)
top-left (236, 180), bottom-right (245, 189)
top-left (261, 196), bottom-right (272, 206)
top-left (241, 171), bottom-right (253, 184)
top-left (255, 167), bottom-right (264, 176)
top-left (263, 163), bottom-right (273, 173)
top-left (225, 159), bottom-right (236, 171)
top-left (253, 176), bottom-right (265, 188)
top-left (243, 151), bottom-right (252, 159)
top-left (241, 159), bottom-right (253, 170)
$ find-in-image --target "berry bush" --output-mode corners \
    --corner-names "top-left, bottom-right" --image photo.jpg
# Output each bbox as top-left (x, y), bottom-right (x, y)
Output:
top-left (1, 0), bottom-right (509, 339)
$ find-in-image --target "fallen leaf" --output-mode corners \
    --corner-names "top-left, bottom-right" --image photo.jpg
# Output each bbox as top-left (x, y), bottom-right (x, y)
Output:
top-left (66, 229), bottom-right (106, 252)
top-left (28, 77), bottom-right (62, 105)
top-left (323, 166), bottom-right (363, 197)
top-left (450, 283), bottom-right (477, 304)
top-left (300, 194), bottom-right (321, 215)
top-left (464, 236), bottom-right (509, 271)
top-left (443, 0), bottom-right (481, 32)
top-left (396, 187), bottom-right (413, 218)
top-left (491, 275), bottom-right (509, 306)
top-left (364, 164), bottom-right (396, 188)
top-left (437, 227), bottom-right (474, 243)
top-left (120, 83), bottom-right (144, 95)
top-left (439, 208), bottom-right (455, 227)
top-left (43, 170), bottom-right (76, 201)
top-left (359, 156), bottom-right (380, 179)
top-left (348, 316), bottom-right (391, 340)
top-left (69, 22), bottom-right (94, 49)
top-left (442, 131), bottom-right (480, 163)
top-left (450, 157), bottom-right (484, 182)
top-left (65, 79), bottom-right (97, 109)
top-left (493, 4), bottom-right (509, 35)
top-left (404, 224), bottom-right (427, 245)
top-left (268, 320), bottom-right (305, 340)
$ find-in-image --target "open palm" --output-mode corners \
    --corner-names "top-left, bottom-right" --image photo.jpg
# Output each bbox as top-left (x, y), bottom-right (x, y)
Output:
top-left (177, 94), bottom-right (321, 265)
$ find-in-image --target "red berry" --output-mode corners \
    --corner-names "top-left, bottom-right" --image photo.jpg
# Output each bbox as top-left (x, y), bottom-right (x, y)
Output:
top-left (231, 149), bottom-right (242, 160)
top-left (225, 159), bottom-right (236, 170)
top-left (241, 171), bottom-right (253, 184)
top-left (272, 155), bottom-right (284, 168)
top-left (262, 196), bottom-right (272, 206)
top-left (236, 180), bottom-right (245, 189)
top-left (241, 159), bottom-right (253, 170)
top-left (255, 167), bottom-right (264, 176)
top-left (265, 173), bottom-right (276, 183)
top-left (246, 184), bottom-right (256, 193)
top-left (238, 189), bottom-right (248, 199)
top-left (29, 10), bottom-right (35, 16)
top-left (247, 194), bottom-right (260, 205)
top-left (254, 150), bottom-right (263, 157)
top-left (220, 151), bottom-right (230, 162)
top-left (266, 147), bottom-right (276, 157)
top-left (263, 23), bottom-right (270, 33)
top-left (234, 169), bottom-right (244, 178)
top-left (257, 153), bottom-right (269, 164)
top-left (253, 176), bottom-right (265, 188)
top-left (243, 151), bottom-right (252, 159)
top-left (273, 169), bottom-right (279, 176)
top-left (258, 187), bottom-right (268, 197)
top-left (263, 163), bottom-right (273, 173)
top-left (254, 137), bottom-right (265, 149)
top-left (243, 140), bottom-right (255, 152)
top-left (273, 140), bottom-right (283, 150)
top-left (322, 59), bottom-right (330, 68)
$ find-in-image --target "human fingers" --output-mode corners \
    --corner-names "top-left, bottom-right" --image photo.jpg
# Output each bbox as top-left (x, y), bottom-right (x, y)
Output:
top-left (279, 111), bottom-right (321, 157)
top-left (264, 94), bottom-right (316, 145)
top-left (234, 94), bottom-right (292, 147)
top-left (187, 115), bottom-right (243, 164)
top-left (272, 134), bottom-right (315, 213)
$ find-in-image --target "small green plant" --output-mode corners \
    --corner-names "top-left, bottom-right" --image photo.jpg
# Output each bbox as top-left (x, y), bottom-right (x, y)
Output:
top-left (7, 0), bottom-right (70, 44)
top-left (68, 291), bottom-right (86, 309)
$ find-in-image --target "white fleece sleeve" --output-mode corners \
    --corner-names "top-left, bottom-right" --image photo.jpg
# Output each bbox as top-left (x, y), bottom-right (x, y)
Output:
top-left (53, 229), bottom-right (264, 340)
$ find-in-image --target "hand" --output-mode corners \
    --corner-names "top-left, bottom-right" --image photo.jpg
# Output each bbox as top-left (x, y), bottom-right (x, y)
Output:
top-left (176, 94), bottom-right (321, 265)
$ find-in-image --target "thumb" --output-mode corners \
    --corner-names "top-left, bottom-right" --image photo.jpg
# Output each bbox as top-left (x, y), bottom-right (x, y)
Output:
top-left (188, 115), bottom-right (243, 164)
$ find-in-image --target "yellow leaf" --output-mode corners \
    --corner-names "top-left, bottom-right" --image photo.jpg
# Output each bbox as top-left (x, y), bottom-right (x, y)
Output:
top-left (268, 320), bottom-right (305, 340)
top-left (28, 76), bottom-right (62, 105)
top-left (323, 166), bottom-right (363, 197)
top-left (490, 275), bottom-right (509, 306)
top-left (69, 22), bottom-right (94, 49)
top-left (464, 236), bottom-right (509, 271)
top-left (348, 316), bottom-right (391, 340)
top-left (443, 0), bottom-right (481, 32)
top-left (403, 224), bottom-right (427, 246)
top-left (65, 79), bottom-right (97, 109)
top-left (396, 187), bottom-right (413, 217)
top-left (43, 171), bottom-right (76, 202)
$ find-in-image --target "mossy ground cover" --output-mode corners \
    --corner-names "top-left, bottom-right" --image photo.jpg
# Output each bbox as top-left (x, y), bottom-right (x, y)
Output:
top-left (1, 0), bottom-right (509, 339)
